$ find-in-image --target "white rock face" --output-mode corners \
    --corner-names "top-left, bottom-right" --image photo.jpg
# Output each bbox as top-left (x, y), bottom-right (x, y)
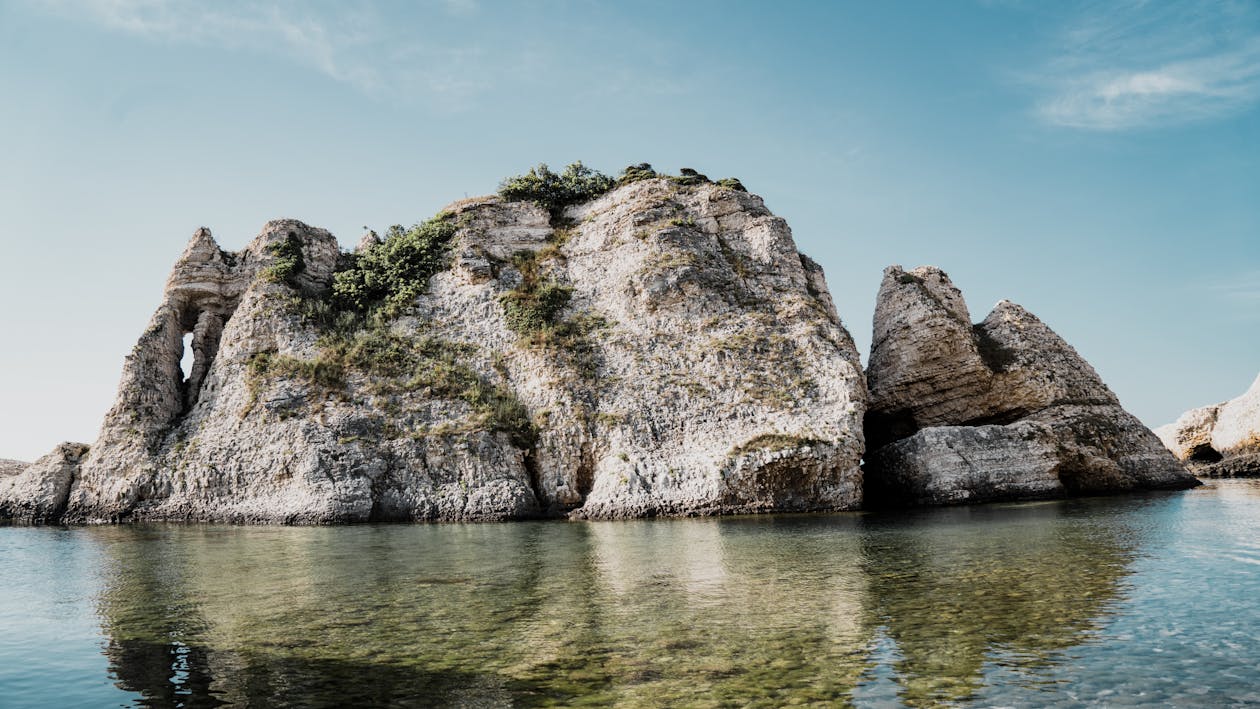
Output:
top-left (1156, 374), bottom-right (1260, 477)
top-left (0, 443), bottom-right (90, 522)
top-left (864, 266), bottom-right (1197, 505)
top-left (29, 178), bottom-right (865, 523)
top-left (0, 459), bottom-right (26, 478)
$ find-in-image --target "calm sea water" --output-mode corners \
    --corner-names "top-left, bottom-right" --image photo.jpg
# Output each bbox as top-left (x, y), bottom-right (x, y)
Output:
top-left (2, 480), bottom-right (1259, 708)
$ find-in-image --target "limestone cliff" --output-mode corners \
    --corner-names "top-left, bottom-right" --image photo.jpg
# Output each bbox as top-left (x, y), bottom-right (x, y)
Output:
top-left (863, 265), bottom-right (1198, 506)
top-left (14, 176), bottom-right (864, 523)
top-left (1156, 374), bottom-right (1260, 477)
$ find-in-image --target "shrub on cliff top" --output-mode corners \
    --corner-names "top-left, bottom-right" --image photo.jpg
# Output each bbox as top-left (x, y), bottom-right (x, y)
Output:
top-left (262, 232), bottom-right (305, 286)
top-left (498, 162), bottom-right (614, 221)
top-left (617, 163), bottom-right (658, 185)
top-left (330, 212), bottom-right (459, 315)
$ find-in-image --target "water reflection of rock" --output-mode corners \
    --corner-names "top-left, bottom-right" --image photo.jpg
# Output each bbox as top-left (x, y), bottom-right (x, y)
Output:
top-left (861, 500), bottom-right (1140, 707)
top-left (92, 524), bottom-right (560, 706)
top-left (573, 515), bottom-right (876, 705)
top-left (91, 518), bottom-right (879, 706)
top-left (88, 505), bottom-right (1138, 707)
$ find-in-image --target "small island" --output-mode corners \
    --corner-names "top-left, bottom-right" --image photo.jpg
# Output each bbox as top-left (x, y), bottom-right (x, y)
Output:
top-left (0, 164), bottom-right (1200, 525)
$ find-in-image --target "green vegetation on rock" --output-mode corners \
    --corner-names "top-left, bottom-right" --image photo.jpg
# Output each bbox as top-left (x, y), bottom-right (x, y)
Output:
top-left (330, 213), bottom-right (460, 316)
top-left (498, 162), bottom-right (748, 223)
top-left (261, 232), bottom-right (306, 286)
top-left (500, 251), bottom-right (573, 335)
top-left (246, 321), bottom-right (534, 448)
top-left (499, 249), bottom-right (606, 379)
top-left (498, 162), bottom-right (615, 222)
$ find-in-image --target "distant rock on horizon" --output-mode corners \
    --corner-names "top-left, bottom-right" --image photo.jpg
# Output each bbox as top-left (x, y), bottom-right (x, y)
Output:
top-left (1156, 374), bottom-right (1260, 478)
top-left (862, 265), bottom-right (1198, 506)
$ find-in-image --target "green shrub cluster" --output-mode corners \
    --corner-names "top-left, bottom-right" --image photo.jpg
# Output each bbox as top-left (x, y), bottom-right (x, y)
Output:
top-left (617, 163), bottom-right (658, 185)
top-left (498, 162), bottom-right (615, 221)
top-left (672, 167), bottom-right (710, 186)
top-left (330, 213), bottom-right (460, 315)
top-left (672, 168), bottom-right (747, 192)
top-left (499, 251), bottom-right (573, 334)
top-left (262, 232), bottom-right (306, 285)
top-left (497, 162), bottom-right (748, 222)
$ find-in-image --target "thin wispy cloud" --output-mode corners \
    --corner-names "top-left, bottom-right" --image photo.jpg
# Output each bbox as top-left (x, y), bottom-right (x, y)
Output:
top-left (32, 0), bottom-right (493, 108)
top-left (1213, 270), bottom-right (1260, 304)
top-left (1032, 1), bottom-right (1260, 130)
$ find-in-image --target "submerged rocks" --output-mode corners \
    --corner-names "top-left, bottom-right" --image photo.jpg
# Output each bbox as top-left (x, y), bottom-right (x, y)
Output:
top-left (39, 177), bottom-right (865, 524)
top-left (863, 266), bottom-right (1197, 506)
top-left (1156, 374), bottom-right (1260, 477)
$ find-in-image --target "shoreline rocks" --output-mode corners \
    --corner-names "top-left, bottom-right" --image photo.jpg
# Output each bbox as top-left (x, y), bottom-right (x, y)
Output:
top-left (1156, 374), bottom-right (1260, 478)
top-left (862, 266), bottom-right (1198, 506)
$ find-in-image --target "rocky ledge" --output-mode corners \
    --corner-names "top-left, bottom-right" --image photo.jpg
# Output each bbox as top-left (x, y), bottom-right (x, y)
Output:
top-left (1156, 374), bottom-right (1260, 478)
top-left (862, 266), bottom-right (1198, 506)
top-left (0, 164), bottom-right (1196, 524)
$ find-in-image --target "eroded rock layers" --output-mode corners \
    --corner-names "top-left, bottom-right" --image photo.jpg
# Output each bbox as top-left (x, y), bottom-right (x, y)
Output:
top-left (1156, 374), bottom-right (1260, 477)
top-left (863, 266), bottom-right (1198, 506)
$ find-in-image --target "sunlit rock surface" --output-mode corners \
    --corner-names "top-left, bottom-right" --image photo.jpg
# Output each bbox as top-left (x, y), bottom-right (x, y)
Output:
top-left (1156, 373), bottom-right (1260, 477)
top-left (0, 443), bottom-right (89, 523)
top-left (23, 178), bottom-right (865, 523)
top-left (863, 265), bottom-right (1198, 506)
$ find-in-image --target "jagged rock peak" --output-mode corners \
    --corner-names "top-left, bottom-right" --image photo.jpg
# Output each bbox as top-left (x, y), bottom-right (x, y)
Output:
top-left (864, 265), bottom-right (1197, 506)
top-left (1156, 373), bottom-right (1260, 477)
top-left (28, 177), bottom-right (867, 524)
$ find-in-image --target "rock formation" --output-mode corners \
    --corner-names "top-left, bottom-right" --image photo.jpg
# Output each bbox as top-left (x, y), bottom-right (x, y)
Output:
top-left (0, 459), bottom-right (26, 478)
top-left (15, 177), bottom-right (865, 523)
top-left (863, 265), bottom-right (1198, 506)
top-left (0, 443), bottom-right (90, 523)
top-left (1156, 374), bottom-right (1260, 477)
top-left (2, 168), bottom-right (1207, 524)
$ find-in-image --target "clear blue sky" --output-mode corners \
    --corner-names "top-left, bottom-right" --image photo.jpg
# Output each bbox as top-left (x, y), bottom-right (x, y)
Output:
top-left (1, 0), bottom-right (1257, 461)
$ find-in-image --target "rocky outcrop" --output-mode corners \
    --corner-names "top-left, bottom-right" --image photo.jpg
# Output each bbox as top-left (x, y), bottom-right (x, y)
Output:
top-left (863, 265), bottom-right (1198, 506)
top-left (0, 459), bottom-right (26, 478)
top-left (27, 177), bottom-right (866, 523)
top-left (1156, 374), bottom-right (1260, 477)
top-left (0, 443), bottom-right (90, 523)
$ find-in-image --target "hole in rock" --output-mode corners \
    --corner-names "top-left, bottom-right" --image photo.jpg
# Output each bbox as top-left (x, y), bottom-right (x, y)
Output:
top-left (180, 332), bottom-right (194, 383)
top-left (1188, 444), bottom-right (1223, 464)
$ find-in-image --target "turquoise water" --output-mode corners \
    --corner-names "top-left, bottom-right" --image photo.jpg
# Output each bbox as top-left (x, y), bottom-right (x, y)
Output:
top-left (2, 481), bottom-right (1259, 707)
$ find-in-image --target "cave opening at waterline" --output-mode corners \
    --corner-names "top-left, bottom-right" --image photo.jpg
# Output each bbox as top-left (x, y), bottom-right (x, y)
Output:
top-left (1188, 443), bottom-right (1223, 464)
